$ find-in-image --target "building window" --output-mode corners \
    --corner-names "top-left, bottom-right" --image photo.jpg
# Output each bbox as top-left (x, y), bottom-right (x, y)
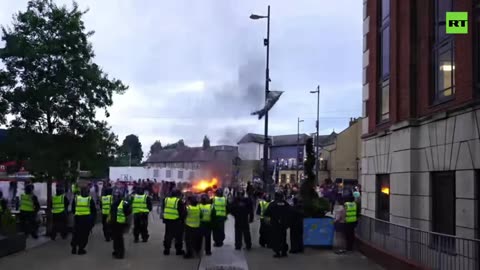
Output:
top-left (290, 174), bottom-right (296, 183)
top-left (433, 0), bottom-right (455, 103)
top-left (377, 0), bottom-right (390, 122)
top-left (189, 171), bottom-right (194, 180)
top-left (280, 174), bottom-right (286, 184)
top-left (376, 174), bottom-right (390, 222)
top-left (178, 170), bottom-right (183, 179)
top-left (363, 0), bottom-right (368, 20)
top-left (431, 171), bottom-right (455, 251)
top-left (166, 170), bottom-right (171, 178)
top-left (153, 169), bottom-right (159, 178)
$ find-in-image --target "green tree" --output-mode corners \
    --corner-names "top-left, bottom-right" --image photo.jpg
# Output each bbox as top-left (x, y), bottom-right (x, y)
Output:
top-left (202, 135), bottom-right (210, 149)
top-left (117, 134), bottom-right (143, 166)
top-left (0, 0), bottom-right (127, 230)
top-left (300, 137), bottom-right (329, 217)
top-left (149, 140), bottom-right (162, 156)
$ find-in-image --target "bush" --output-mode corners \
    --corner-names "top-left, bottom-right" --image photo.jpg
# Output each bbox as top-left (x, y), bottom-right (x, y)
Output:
top-left (300, 138), bottom-right (329, 218)
top-left (0, 210), bottom-right (17, 235)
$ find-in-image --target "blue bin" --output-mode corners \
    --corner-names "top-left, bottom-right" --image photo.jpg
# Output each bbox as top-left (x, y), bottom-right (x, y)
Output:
top-left (303, 217), bottom-right (335, 247)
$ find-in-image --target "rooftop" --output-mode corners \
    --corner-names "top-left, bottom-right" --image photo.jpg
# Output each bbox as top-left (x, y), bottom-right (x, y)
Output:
top-left (145, 145), bottom-right (238, 163)
top-left (311, 131), bottom-right (337, 146)
top-left (238, 133), bottom-right (317, 147)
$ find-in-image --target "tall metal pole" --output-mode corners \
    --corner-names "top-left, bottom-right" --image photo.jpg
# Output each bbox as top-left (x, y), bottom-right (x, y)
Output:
top-left (315, 85), bottom-right (320, 185)
top-left (296, 117), bottom-right (300, 182)
top-left (263, 5), bottom-right (271, 193)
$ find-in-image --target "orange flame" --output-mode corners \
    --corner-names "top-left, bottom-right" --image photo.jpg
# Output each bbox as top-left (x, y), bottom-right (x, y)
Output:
top-left (192, 178), bottom-right (219, 193)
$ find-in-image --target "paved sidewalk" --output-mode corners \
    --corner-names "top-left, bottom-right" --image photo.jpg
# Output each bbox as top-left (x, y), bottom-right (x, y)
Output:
top-left (0, 212), bottom-right (382, 270)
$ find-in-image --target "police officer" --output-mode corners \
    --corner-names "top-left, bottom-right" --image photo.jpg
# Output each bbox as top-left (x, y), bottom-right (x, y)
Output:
top-left (212, 188), bottom-right (227, 247)
top-left (111, 189), bottom-right (132, 259)
top-left (289, 196), bottom-right (304, 254)
top-left (101, 187), bottom-right (113, 241)
top-left (344, 196), bottom-right (358, 251)
top-left (229, 190), bottom-right (253, 250)
top-left (19, 184), bottom-right (40, 239)
top-left (184, 195), bottom-right (201, 259)
top-left (71, 187), bottom-right (96, 255)
top-left (162, 189), bottom-right (186, 256)
top-left (256, 193), bottom-right (271, 248)
top-left (50, 185), bottom-right (69, 240)
top-left (131, 186), bottom-right (152, 243)
top-left (198, 194), bottom-right (214, 256)
top-left (264, 191), bottom-right (291, 258)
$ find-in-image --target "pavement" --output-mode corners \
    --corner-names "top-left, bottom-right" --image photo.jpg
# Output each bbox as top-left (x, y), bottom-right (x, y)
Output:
top-left (0, 212), bottom-right (382, 270)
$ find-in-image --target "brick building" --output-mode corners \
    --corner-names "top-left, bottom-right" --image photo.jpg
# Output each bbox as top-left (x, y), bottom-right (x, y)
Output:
top-left (361, 0), bottom-right (480, 240)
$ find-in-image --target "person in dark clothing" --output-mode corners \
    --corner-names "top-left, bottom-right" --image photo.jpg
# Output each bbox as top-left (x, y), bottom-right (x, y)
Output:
top-left (289, 196), bottom-right (304, 253)
top-left (162, 189), bottom-right (186, 256)
top-left (131, 187), bottom-right (152, 242)
top-left (198, 194), bottom-right (215, 256)
top-left (101, 187), bottom-right (113, 241)
top-left (184, 195), bottom-right (201, 259)
top-left (344, 195), bottom-right (358, 251)
top-left (256, 193), bottom-right (271, 248)
top-left (50, 185), bottom-right (69, 240)
top-left (19, 184), bottom-right (40, 238)
top-left (264, 191), bottom-right (291, 258)
top-left (0, 190), bottom-right (7, 225)
top-left (229, 190), bottom-right (253, 250)
top-left (111, 190), bottom-right (132, 259)
top-left (212, 188), bottom-right (228, 247)
top-left (71, 187), bottom-right (97, 255)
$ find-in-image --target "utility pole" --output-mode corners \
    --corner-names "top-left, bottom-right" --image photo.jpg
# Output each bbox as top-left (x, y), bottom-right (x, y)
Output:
top-left (310, 85), bottom-right (320, 184)
top-left (296, 117), bottom-right (304, 183)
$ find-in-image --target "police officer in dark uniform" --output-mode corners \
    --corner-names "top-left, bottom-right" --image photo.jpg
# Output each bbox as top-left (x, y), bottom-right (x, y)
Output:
top-left (50, 185), bottom-right (69, 240)
top-left (111, 189), bottom-right (132, 259)
top-left (212, 188), bottom-right (227, 247)
top-left (229, 190), bottom-right (253, 250)
top-left (162, 189), bottom-right (186, 256)
top-left (101, 187), bottom-right (113, 241)
top-left (19, 184), bottom-right (40, 238)
top-left (289, 195), bottom-right (304, 253)
top-left (131, 186), bottom-right (152, 243)
top-left (71, 187), bottom-right (97, 255)
top-left (256, 193), bottom-right (271, 247)
top-left (264, 191), bottom-right (291, 258)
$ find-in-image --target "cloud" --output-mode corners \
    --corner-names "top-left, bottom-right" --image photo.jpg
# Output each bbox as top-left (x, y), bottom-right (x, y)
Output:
top-left (1, 0), bottom-right (363, 156)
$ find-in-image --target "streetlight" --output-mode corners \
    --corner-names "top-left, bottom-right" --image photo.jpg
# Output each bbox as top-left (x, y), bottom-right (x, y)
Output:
top-left (310, 85), bottom-right (320, 184)
top-left (296, 118), bottom-right (304, 183)
top-left (250, 5), bottom-right (271, 193)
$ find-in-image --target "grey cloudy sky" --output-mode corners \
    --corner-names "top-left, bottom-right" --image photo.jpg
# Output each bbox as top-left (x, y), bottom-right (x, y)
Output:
top-left (1, 0), bottom-right (362, 155)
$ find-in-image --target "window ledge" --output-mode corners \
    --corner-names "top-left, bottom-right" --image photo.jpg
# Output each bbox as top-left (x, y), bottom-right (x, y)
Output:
top-left (429, 96), bottom-right (455, 108)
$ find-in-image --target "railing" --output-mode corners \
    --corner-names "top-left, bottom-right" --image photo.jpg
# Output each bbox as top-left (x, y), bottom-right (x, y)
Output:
top-left (356, 215), bottom-right (480, 270)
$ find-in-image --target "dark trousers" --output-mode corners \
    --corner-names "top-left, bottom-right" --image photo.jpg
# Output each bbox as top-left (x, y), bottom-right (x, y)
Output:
top-left (51, 213), bottom-right (68, 240)
top-left (102, 214), bottom-right (112, 241)
top-left (112, 223), bottom-right (125, 257)
top-left (290, 220), bottom-right (304, 252)
top-left (212, 219), bottom-right (225, 245)
top-left (234, 223), bottom-right (252, 249)
top-left (164, 219), bottom-right (184, 252)
top-left (184, 226), bottom-right (200, 256)
top-left (271, 226), bottom-right (288, 254)
top-left (199, 223), bottom-right (212, 253)
top-left (19, 211), bottom-right (38, 237)
top-left (71, 216), bottom-right (91, 250)
top-left (259, 219), bottom-right (270, 247)
top-left (345, 222), bottom-right (356, 251)
top-left (133, 213), bottom-right (149, 241)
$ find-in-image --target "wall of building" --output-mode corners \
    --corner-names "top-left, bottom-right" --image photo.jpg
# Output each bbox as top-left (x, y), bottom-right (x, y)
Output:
top-left (109, 166), bottom-right (200, 183)
top-left (361, 105), bottom-right (480, 238)
top-left (238, 142), bottom-right (263, 160)
top-left (270, 145), bottom-right (305, 162)
top-left (330, 121), bottom-right (362, 181)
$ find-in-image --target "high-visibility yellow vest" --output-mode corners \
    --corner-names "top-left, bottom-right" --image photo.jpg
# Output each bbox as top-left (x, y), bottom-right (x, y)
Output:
top-left (186, 205), bottom-right (201, 228)
top-left (259, 200), bottom-right (270, 219)
top-left (213, 196), bottom-right (226, 217)
top-left (20, 194), bottom-right (34, 212)
top-left (132, 194), bottom-right (149, 214)
top-left (163, 197), bottom-right (180, 220)
top-left (52, 195), bottom-right (65, 214)
top-left (117, 201), bottom-right (126, 224)
top-left (72, 184), bottom-right (79, 194)
top-left (199, 204), bottom-right (212, 222)
top-left (345, 202), bottom-right (358, 223)
top-left (101, 195), bottom-right (112, 215)
top-left (75, 196), bottom-right (91, 216)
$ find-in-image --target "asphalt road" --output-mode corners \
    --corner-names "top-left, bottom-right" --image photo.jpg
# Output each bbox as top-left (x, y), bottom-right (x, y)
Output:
top-left (0, 212), bottom-right (382, 270)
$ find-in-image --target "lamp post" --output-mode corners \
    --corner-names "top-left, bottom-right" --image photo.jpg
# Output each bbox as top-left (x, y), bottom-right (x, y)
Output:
top-left (250, 6), bottom-right (271, 193)
top-left (310, 85), bottom-right (320, 184)
top-left (296, 117), bottom-right (304, 183)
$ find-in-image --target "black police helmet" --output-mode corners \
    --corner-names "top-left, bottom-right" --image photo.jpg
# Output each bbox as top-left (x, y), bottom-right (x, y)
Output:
top-left (274, 191), bottom-right (284, 201)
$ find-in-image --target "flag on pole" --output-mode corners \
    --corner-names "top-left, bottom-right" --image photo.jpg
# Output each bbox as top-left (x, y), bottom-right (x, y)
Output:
top-left (251, 91), bottom-right (284, 119)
